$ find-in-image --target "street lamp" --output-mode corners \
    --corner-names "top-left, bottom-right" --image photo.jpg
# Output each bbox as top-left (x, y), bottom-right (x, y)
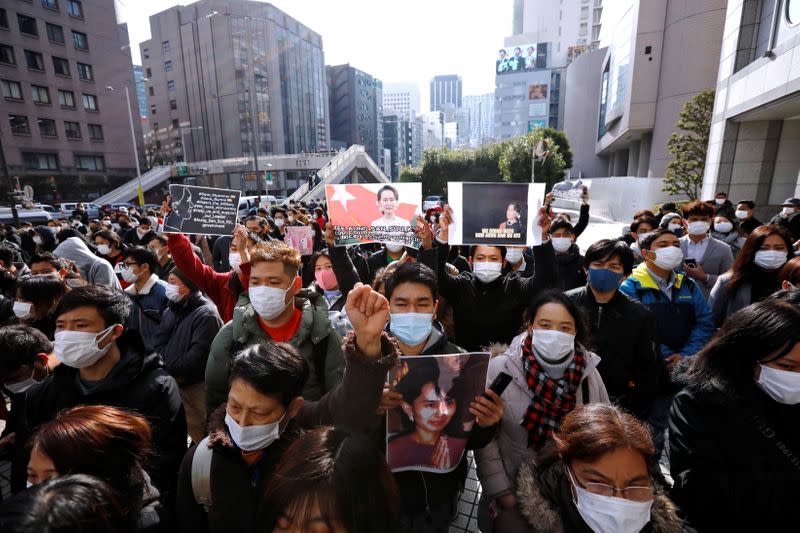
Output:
top-left (106, 84), bottom-right (143, 206)
top-left (180, 126), bottom-right (204, 164)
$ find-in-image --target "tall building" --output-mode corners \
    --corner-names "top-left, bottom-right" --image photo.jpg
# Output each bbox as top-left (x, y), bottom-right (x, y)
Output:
top-left (133, 65), bottom-right (148, 119)
top-left (463, 93), bottom-right (495, 147)
top-left (383, 82), bottom-right (420, 120)
top-left (0, 0), bottom-right (143, 201)
top-left (326, 64), bottom-right (383, 168)
top-left (421, 111), bottom-right (444, 150)
top-left (140, 0), bottom-right (330, 192)
top-left (430, 75), bottom-right (462, 112)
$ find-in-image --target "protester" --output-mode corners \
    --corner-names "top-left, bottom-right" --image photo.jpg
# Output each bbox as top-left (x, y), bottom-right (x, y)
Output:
top-left (366, 242), bottom-right (408, 284)
top-left (314, 207), bottom-right (327, 230)
top-left (122, 247), bottom-right (169, 352)
top-left (475, 290), bottom-right (609, 531)
top-left (53, 236), bottom-right (119, 287)
top-left (769, 197), bottom-right (800, 242)
top-left (93, 229), bottom-right (127, 285)
top-left (0, 244), bottom-right (30, 283)
top-left (710, 212), bottom-right (743, 256)
top-left (679, 200), bottom-right (734, 299)
top-left (307, 228), bottom-right (360, 337)
top-left (713, 191), bottom-right (736, 220)
top-left (735, 200), bottom-right (762, 235)
top-left (709, 225), bottom-right (794, 325)
top-left (15, 276), bottom-right (69, 339)
top-left (211, 234), bottom-right (232, 273)
top-left (123, 217), bottom-right (157, 247)
top-left (669, 299), bottom-right (800, 531)
top-left (629, 216), bottom-right (659, 265)
top-left (243, 215), bottom-right (271, 241)
top-left (147, 234), bottom-right (175, 281)
top-left (779, 256), bottom-right (800, 290)
top-left (658, 212), bottom-right (685, 237)
top-left (549, 218), bottom-right (586, 291)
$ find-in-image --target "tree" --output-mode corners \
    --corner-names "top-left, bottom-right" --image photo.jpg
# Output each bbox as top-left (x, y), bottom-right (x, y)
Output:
top-left (663, 90), bottom-right (715, 200)
top-left (498, 128), bottom-right (571, 190)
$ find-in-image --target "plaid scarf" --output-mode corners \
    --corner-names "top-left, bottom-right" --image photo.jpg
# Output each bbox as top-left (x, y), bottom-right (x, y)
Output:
top-left (520, 334), bottom-right (586, 448)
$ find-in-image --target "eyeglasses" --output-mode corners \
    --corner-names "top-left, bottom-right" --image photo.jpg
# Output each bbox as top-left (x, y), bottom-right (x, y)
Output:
top-left (121, 262), bottom-right (139, 270)
top-left (568, 467), bottom-right (654, 502)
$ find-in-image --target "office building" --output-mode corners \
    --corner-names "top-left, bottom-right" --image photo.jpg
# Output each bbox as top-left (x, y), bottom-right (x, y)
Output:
top-left (383, 82), bottom-right (420, 120)
top-left (421, 111), bottom-right (444, 150)
top-left (494, 65), bottom-right (559, 140)
top-left (430, 75), bottom-right (462, 112)
top-left (464, 93), bottom-right (495, 147)
top-left (327, 64), bottom-right (383, 169)
top-left (133, 65), bottom-right (148, 118)
top-left (0, 0), bottom-right (143, 201)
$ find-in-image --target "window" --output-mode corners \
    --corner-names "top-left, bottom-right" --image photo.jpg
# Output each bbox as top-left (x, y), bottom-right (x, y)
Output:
top-left (38, 118), bottom-right (57, 137)
top-left (76, 62), bottom-right (93, 81)
top-left (171, 118), bottom-right (179, 129)
top-left (71, 30), bottom-right (87, 50)
top-left (169, 99), bottom-right (177, 110)
top-left (52, 56), bottom-right (69, 76)
top-left (1, 80), bottom-right (23, 100)
top-left (146, 68), bottom-right (151, 77)
top-left (161, 40), bottom-right (170, 53)
top-left (142, 48), bottom-right (149, 60)
top-left (167, 80), bottom-right (175, 92)
top-left (88, 123), bottom-right (103, 140)
top-left (148, 86), bottom-right (154, 96)
top-left (46, 23), bottom-right (64, 44)
top-left (0, 45), bottom-right (14, 65)
top-left (75, 155), bottom-right (104, 170)
top-left (0, 9), bottom-right (8, 29)
top-left (31, 84), bottom-right (50, 104)
top-left (150, 104), bottom-right (157, 114)
top-left (10, 115), bottom-right (31, 135)
top-left (64, 120), bottom-right (80, 138)
top-left (41, 0), bottom-right (59, 10)
top-left (164, 60), bottom-right (172, 72)
top-left (66, 0), bottom-right (83, 18)
top-left (82, 93), bottom-right (97, 110)
top-left (24, 152), bottom-right (58, 170)
top-left (58, 89), bottom-right (75, 107)
top-left (24, 50), bottom-right (45, 71)
top-left (17, 14), bottom-right (38, 37)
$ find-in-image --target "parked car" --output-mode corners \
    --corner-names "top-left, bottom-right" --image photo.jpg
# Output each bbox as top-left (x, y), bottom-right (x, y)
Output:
top-left (423, 195), bottom-right (446, 211)
top-left (0, 207), bottom-right (52, 226)
top-left (237, 195), bottom-right (277, 218)
top-left (57, 202), bottom-right (101, 219)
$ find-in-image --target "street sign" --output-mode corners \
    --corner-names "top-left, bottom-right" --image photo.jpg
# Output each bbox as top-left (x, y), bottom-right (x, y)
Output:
top-left (265, 171), bottom-right (273, 186)
top-left (176, 163), bottom-right (189, 177)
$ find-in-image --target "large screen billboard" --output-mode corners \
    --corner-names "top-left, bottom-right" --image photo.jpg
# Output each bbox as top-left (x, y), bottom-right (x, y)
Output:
top-left (496, 43), bottom-right (548, 75)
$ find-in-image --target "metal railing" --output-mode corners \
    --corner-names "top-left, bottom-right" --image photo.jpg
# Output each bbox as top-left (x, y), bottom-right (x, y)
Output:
top-left (94, 166), bottom-right (171, 205)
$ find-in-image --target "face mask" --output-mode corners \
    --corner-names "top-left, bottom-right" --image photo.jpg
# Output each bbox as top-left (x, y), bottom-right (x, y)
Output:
top-left (650, 246), bottom-right (683, 271)
top-left (568, 469), bottom-right (653, 533)
top-left (532, 328), bottom-right (575, 363)
top-left (229, 253), bottom-right (242, 273)
top-left (506, 248), bottom-right (524, 264)
top-left (754, 250), bottom-right (787, 271)
top-left (735, 209), bottom-right (749, 220)
top-left (26, 481), bottom-right (33, 489)
top-left (715, 198), bottom-right (725, 206)
top-left (137, 228), bottom-right (149, 236)
top-left (686, 221), bottom-right (710, 236)
top-left (314, 269), bottom-right (338, 291)
top-left (13, 301), bottom-right (32, 319)
top-left (225, 412), bottom-right (284, 452)
top-left (552, 237), bottom-right (573, 253)
top-left (54, 326), bottom-right (115, 369)
top-left (275, 218), bottom-right (285, 228)
top-left (96, 244), bottom-right (111, 255)
top-left (4, 366), bottom-right (40, 394)
top-left (164, 283), bottom-right (184, 302)
top-left (32, 236), bottom-right (43, 246)
top-left (473, 261), bottom-right (502, 283)
top-left (756, 365), bottom-right (800, 405)
top-left (588, 268), bottom-right (623, 293)
top-left (121, 266), bottom-right (140, 283)
top-left (636, 232), bottom-right (652, 245)
top-left (386, 242), bottom-right (404, 254)
top-left (249, 283), bottom-right (294, 320)
top-left (287, 216), bottom-right (295, 223)
top-left (782, 207), bottom-right (796, 218)
top-left (390, 313), bottom-right (434, 346)
top-left (667, 223), bottom-right (682, 232)
top-left (714, 221), bottom-right (733, 234)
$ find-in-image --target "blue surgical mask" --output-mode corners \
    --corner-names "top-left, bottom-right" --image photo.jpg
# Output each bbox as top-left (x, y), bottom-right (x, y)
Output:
top-left (588, 267), bottom-right (624, 293)
top-left (389, 313), bottom-right (433, 346)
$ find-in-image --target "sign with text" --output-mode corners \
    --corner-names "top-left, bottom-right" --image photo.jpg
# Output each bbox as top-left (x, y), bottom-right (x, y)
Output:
top-left (285, 226), bottom-right (315, 256)
top-left (164, 185), bottom-right (240, 236)
top-left (325, 183), bottom-right (422, 248)
top-left (447, 182), bottom-right (545, 247)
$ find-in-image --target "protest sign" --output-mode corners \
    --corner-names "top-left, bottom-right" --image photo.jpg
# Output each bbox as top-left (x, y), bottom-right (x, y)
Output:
top-left (285, 226), bottom-right (315, 256)
top-left (386, 352), bottom-right (489, 474)
top-left (325, 183), bottom-right (422, 248)
top-left (446, 182), bottom-right (546, 247)
top-left (552, 178), bottom-right (591, 202)
top-left (164, 185), bottom-right (240, 236)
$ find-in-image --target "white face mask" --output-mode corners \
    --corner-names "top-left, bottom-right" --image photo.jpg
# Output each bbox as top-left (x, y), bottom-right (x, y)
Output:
top-left (505, 248), bottom-right (524, 264)
top-left (735, 209), bottom-right (750, 220)
top-left (532, 329), bottom-right (575, 362)
top-left (137, 227), bottom-right (149, 236)
top-left (667, 223), bottom-right (682, 232)
top-left (4, 366), bottom-right (41, 394)
top-left (121, 266), bottom-right (140, 283)
top-left (287, 216), bottom-right (295, 223)
top-left (224, 411), bottom-right (284, 452)
top-left (650, 246), bottom-right (683, 271)
top-left (686, 221), bottom-right (710, 236)
top-left (13, 301), bottom-right (32, 319)
top-left (164, 283), bottom-right (184, 302)
top-left (754, 250), bottom-right (787, 271)
top-left (552, 237), bottom-right (573, 253)
top-left (96, 244), bottom-right (111, 255)
top-left (781, 207), bottom-right (796, 218)
top-left (636, 232), bottom-right (652, 245)
top-left (32, 235), bottom-right (43, 246)
top-left (714, 221), bottom-right (733, 234)
top-left (569, 469), bottom-right (653, 533)
top-left (715, 198), bottom-right (726, 206)
top-left (473, 261), bottom-right (502, 283)
top-left (275, 218), bottom-right (285, 228)
top-left (54, 326), bottom-right (116, 369)
top-left (249, 283), bottom-right (294, 320)
top-left (756, 365), bottom-right (800, 405)
top-left (386, 242), bottom-right (404, 254)
top-left (229, 252), bottom-right (242, 273)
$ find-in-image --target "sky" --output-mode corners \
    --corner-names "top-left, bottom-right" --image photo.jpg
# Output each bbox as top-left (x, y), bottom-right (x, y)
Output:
top-left (115, 0), bottom-right (512, 112)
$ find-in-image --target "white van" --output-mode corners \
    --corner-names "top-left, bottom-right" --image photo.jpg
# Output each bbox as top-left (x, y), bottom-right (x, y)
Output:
top-left (237, 195), bottom-right (277, 219)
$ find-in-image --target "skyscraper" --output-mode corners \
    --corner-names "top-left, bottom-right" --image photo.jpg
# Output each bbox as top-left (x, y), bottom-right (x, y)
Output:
top-left (464, 94), bottom-right (495, 147)
top-left (429, 75), bottom-right (462, 112)
top-left (383, 82), bottom-right (420, 120)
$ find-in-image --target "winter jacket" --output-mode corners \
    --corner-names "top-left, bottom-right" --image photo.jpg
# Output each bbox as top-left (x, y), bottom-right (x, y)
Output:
top-left (429, 241), bottom-right (557, 351)
top-left (711, 229), bottom-right (744, 257)
top-left (714, 199), bottom-right (736, 221)
top-left (167, 233), bottom-right (250, 323)
top-left (53, 237), bottom-right (120, 287)
top-left (211, 236), bottom-right (232, 273)
top-left (475, 333), bottom-right (609, 500)
top-left (565, 286), bottom-right (661, 419)
top-left (679, 235), bottom-right (734, 299)
top-left (154, 256), bottom-right (176, 282)
top-left (205, 290), bottom-right (344, 413)
top-left (619, 263), bottom-right (714, 359)
top-left (19, 331), bottom-right (187, 502)
top-left (366, 248), bottom-right (400, 284)
top-left (176, 332), bottom-right (399, 533)
top-left (553, 245), bottom-right (586, 292)
top-left (123, 227), bottom-right (157, 247)
top-left (126, 274), bottom-right (170, 353)
top-left (708, 270), bottom-right (783, 327)
top-left (153, 291), bottom-right (223, 386)
top-left (770, 210), bottom-right (800, 241)
top-left (669, 376), bottom-right (800, 531)
top-left (307, 244), bottom-right (359, 313)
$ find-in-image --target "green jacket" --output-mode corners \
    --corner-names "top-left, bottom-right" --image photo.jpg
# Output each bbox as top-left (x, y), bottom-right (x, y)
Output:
top-left (205, 289), bottom-right (344, 413)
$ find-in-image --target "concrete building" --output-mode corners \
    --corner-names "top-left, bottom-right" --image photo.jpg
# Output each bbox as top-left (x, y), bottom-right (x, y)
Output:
top-left (494, 67), bottom-right (557, 140)
top-left (463, 93), bottom-right (496, 147)
top-left (563, 47), bottom-right (608, 178)
top-left (327, 64), bottom-right (383, 169)
top-left (702, 0), bottom-right (800, 215)
top-left (430, 75), bottom-right (462, 112)
top-left (383, 82), bottom-right (420, 120)
top-left (133, 65), bottom-right (148, 119)
top-left (0, 0), bottom-right (143, 201)
top-left (140, 0), bottom-right (330, 194)
top-left (421, 111), bottom-right (444, 150)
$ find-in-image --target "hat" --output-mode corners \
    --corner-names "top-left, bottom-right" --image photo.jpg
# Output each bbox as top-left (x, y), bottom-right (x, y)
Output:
top-left (782, 197), bottom-right (800, 208)
top-left (169, 267), bottom-right (198, 293)
top-left (118, 206), bottom-right (128, 213)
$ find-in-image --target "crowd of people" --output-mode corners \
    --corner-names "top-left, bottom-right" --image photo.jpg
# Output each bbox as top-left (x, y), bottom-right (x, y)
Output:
top-left (0, 191), bottom-right (797, 532)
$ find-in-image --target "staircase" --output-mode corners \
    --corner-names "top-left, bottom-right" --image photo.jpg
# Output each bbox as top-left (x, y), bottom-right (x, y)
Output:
top-left (94, 166), bottom-right (172, 205)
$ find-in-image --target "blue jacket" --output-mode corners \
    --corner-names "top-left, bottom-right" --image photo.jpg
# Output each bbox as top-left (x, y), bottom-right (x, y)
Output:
top-left (125, 274), bottom-right (169, 353)
top-left (619, 263), bottom-right (714, 359)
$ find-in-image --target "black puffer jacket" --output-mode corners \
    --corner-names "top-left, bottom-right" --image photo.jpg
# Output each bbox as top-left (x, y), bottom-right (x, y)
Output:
top-left (554, 245), bottom-right (586, 292)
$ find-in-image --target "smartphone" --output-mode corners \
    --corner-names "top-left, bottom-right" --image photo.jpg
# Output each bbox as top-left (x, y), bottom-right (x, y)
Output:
top-left (485, 372), bottom-right (512, 398)
top-left (684, 258), bottom-right (697, 269)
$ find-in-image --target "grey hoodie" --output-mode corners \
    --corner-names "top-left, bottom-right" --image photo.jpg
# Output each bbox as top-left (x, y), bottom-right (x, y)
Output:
top-left (54, 237), bottom-right (120, 288)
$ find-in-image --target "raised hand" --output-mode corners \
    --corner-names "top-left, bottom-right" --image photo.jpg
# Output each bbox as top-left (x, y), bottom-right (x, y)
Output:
top-left (376, 385), bottom-right (404, 415)
top-left (438, 206), bottom-right (454, 243)
top-left (324, 226), bottom-right (337, 247)
top-left (537, 206), bottom-right (552, 241)
top-left (345, 283), bottom-right (390, 358)
top-left (414, 215), bottom-right (434, 250)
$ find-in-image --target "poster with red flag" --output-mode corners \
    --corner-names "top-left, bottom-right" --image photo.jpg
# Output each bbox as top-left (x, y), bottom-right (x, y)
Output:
top-left (325, 183), bottom-right (422, 248)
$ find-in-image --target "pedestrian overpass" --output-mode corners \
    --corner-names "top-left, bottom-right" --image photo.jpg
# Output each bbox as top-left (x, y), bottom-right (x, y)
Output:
top-left (95, 145), bottom-right (389, 205)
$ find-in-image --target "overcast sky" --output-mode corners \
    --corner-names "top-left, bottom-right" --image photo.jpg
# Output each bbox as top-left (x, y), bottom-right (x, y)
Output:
top-left (116, 0), bottom-right (512, 111)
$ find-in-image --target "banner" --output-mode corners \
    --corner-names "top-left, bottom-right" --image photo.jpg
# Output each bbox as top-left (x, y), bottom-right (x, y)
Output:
top-left (447, 182), bottom-right (546, 246)
top-left (325, 183), bottom-right (422, 248)
top-left (496, 43), bottom-right (547, 74)
top-left (285, 226), bottom-right (315, 256)
top-left (386, 353), bottom-right (490, 474)
top-left (164, 185), bottom-right (240, 236)
top-left (552, 179), bottom-right (591, 202)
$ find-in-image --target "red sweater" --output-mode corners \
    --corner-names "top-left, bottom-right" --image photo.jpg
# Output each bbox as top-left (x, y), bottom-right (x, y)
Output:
top-left (167, 233), bottom-right (249, 322)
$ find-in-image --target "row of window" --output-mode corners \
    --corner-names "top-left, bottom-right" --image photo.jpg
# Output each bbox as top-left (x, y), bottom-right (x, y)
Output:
top-left (9, 12), bottom-right (88, 50)
top-left (148, 99), bottom-right (178, 115)
top-left (23, 152), bottom-right (105, 171)
top-left (0, 44), bottom-right (93, 80)
top-left (2, 79), bottom-right (97, 109)
top-left (9, 114), bottom-right (103, 141)
top-left (0, 1), bottom-right (84, 23)
top-left (143, 60), bottom-right (173, 78)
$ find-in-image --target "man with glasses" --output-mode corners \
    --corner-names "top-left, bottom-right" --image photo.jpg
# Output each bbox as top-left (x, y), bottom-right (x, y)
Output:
top-left (121, 246), bottom-right (168, 352)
